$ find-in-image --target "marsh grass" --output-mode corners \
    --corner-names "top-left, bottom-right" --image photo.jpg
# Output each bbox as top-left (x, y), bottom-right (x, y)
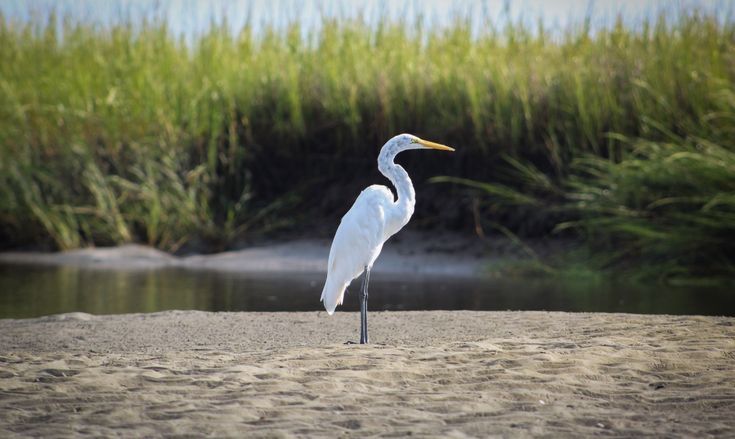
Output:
top-left (561, 136), bottom-right (735, 280)
top-left (0, 9), bottom-right (733, 278)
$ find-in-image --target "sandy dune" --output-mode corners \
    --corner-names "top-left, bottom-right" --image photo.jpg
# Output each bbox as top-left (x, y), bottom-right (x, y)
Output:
top-left (1, 311), bottom-right (734, 437)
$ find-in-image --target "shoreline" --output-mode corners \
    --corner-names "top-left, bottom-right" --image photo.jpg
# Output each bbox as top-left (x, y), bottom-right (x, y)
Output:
top-left (0, 231), bottom-right (531, 278)
top-left (1, 310), bottom-right (734, 436)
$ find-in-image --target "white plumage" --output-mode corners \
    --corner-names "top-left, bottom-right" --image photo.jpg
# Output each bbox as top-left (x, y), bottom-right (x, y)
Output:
top-left (321, 185), bottom-right (390, 315)
top-left (320, 133), bottom-right (454, 343)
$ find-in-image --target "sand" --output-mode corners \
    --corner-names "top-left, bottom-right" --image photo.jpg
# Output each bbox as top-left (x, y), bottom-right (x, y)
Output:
top-left (1, 311), bottom-right (734, 437)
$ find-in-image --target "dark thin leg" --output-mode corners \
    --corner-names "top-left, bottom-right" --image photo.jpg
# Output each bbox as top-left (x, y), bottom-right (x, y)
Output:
top-left (359, 267), bottom-right (370, 344)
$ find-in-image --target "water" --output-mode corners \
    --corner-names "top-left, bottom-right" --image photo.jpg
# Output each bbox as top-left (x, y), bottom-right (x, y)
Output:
top-left (1, 263), bottom-right (733, 319)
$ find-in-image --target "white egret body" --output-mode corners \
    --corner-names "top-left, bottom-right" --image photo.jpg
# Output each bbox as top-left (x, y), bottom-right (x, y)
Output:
top-left (320, 134), bottom-right (454, 343)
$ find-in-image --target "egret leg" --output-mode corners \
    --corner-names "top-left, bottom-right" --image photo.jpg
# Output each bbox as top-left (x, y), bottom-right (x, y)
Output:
top-left (359, 267), bottom-right (371, 344)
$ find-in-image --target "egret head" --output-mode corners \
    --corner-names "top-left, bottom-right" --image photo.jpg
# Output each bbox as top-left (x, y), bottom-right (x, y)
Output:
top-left (382, 133), bottom-right (455, 156)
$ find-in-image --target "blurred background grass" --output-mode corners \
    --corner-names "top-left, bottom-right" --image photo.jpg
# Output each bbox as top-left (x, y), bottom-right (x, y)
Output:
top-left (0, 2), bottom-right (733, 281)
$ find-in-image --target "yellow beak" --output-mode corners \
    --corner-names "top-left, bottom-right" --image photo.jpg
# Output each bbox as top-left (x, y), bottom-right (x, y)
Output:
top-left (417, 138), bottom-right (455, 152)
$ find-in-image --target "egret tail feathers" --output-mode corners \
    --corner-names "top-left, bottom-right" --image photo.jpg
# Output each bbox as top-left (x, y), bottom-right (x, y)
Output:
top-left (321, 277), bottom-right (348, 316)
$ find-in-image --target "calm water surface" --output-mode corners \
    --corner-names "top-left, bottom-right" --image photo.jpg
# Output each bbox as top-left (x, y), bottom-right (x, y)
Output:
top-left (1, 263), bottom-right (733, 318)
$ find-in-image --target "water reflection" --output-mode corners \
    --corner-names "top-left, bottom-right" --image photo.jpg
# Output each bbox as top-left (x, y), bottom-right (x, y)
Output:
top-left (1, 264), bottom-right (733, 318)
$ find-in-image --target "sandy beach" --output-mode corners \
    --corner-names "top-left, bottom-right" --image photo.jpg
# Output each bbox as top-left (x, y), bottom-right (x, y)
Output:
top-left (1, 310), bottom-right (734, 437)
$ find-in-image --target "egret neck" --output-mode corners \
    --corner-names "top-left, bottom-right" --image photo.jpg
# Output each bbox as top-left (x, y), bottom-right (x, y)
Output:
top-left (378, 144), bottom-right (416, 235)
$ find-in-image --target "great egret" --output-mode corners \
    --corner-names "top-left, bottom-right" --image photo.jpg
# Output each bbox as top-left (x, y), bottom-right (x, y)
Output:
top-left (320, 133), bottom-right (455, 344)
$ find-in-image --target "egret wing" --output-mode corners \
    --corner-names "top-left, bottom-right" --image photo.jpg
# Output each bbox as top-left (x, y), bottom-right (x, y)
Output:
top-left (321, 186), bottom-right (390, 314)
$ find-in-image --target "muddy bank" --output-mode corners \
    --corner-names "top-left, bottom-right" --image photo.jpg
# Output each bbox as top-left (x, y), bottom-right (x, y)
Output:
top-left (0, 231), bottom-right (573, 278)
top-left (0, 232), bottom-right (496, 277)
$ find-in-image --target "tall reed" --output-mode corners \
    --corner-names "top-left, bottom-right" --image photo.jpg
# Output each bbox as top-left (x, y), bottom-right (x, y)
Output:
top-left (0, 8), bottom-right (732, 277)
